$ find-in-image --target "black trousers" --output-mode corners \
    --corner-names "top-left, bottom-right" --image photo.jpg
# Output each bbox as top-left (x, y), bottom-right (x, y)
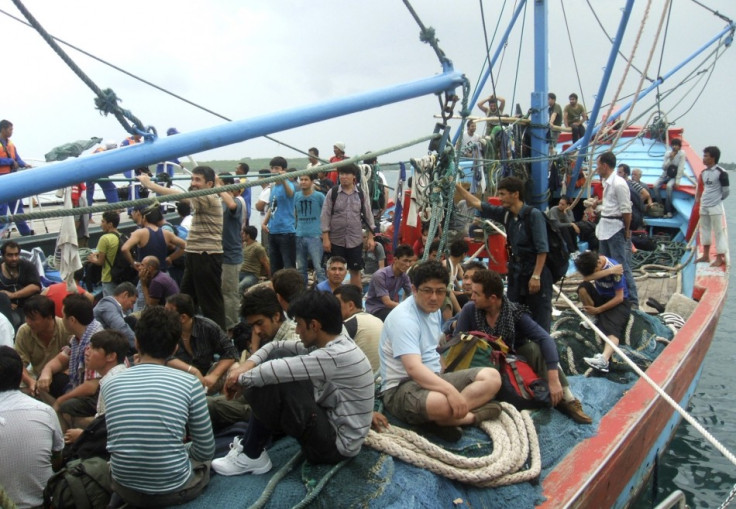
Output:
top-left (181, 252), bottom-right (226, 330)
top-left (244, 381), bottom-right (346, 465)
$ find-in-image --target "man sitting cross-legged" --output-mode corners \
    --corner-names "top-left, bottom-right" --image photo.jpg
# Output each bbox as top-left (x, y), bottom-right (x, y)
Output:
top-left (379, 260), bottom-right (502, 442)
top-left (455, 269), bottom-right (592, 424)
top-left (215, 290), bottom-right (374, 476)
top-left (104, 306), bottom-right (215, 508)
top-left (574, 251), bottom-right (633, 373)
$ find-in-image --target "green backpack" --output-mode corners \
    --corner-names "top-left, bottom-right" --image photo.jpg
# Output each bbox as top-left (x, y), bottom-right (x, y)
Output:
top-left (43, 457), bottom-right (112, 509)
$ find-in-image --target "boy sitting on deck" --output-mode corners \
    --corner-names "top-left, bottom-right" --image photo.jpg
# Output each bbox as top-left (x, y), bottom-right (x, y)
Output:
top-left (574, 251), bottom-right (633, 373)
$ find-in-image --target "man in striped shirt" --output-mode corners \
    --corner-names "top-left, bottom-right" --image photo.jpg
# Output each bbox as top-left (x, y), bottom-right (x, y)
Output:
top-left (103, 306), bottom-right (215, 507)
top-left (214, 290), bottom-right (374, 476)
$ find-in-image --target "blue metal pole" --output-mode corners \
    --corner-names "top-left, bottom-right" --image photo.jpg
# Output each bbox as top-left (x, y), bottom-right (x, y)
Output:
top-left (565, 0), bottom-right (636, 200)
top-left (0, 71), bottom-right (465, 204)
top-left (564, 22), bottom-right (735, 145)
top-left (451, 0), bottom-right (528, 146)
top-left (529, 0), bottom-right (549, 211)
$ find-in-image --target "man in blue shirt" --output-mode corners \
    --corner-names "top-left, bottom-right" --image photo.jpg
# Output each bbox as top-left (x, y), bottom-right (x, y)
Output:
top-left (267, 157), bottom-right (297, 273)
top-left (217, 173), bottom-right (246, 331)
top-left (295, 174), bottom-right (326, 285)
top-left (456, 177), bottom-right (554, 332)
top-left (574, 251), bottom-right (632, 373)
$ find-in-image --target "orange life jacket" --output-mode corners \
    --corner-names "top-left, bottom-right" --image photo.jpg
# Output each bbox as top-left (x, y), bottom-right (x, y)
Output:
top-left (0, 138), bottom-right (17, 175)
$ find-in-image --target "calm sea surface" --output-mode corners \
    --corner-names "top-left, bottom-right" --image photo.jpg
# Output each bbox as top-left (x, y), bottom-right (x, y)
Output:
top-left (633, 195), bottom-right (736, 508)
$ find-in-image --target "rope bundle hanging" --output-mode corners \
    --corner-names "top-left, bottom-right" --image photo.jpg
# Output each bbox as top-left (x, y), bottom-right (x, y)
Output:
top-left (10, 0), bottom-right (151, 138)
top-left (364, 402), bottom-right (541, 487)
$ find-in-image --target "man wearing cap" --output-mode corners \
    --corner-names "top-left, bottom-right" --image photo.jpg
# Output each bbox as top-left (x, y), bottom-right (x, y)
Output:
top-left (155, 127), bottom-right (181, 179)
top-left (321, 164), bottom-right (375, 288)
top-left (327, 142), bottom-right (347, 184)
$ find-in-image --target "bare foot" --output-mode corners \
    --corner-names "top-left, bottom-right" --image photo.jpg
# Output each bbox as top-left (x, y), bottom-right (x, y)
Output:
top-left (695, 256), bottom-right (709, 264)
top-left (711, 257), bottom-right (725, 267)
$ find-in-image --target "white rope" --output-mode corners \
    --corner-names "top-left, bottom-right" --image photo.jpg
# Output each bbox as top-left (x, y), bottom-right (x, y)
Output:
top-left (364, 402), bottom-right (541, 487)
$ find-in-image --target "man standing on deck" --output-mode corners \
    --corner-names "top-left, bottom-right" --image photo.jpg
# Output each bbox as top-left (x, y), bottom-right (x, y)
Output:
top-left (455, 177), bottom-right (555, 332)
top-left (595, 151), bottom-right (639, 307)
top-left (564, 93), bottom-right (587, 143)
top-left (266, 157), bottom-right (297, 273)
top-left (547, 93), bottom-right (563, 153)
top-left (0, 120), bottom-right (33, 236)
top-left (138, 166), bottom-right (227, 329)
top-left (216, 172), bottom-right (247, 331)
top-left (321, 163), bottom-right (376, 288)
top-left (695, 146), bottom-right (729, 267)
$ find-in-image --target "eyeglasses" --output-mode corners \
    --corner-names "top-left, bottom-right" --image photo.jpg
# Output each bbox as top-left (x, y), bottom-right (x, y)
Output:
top-left (417, 287), bottom-right (447, 296)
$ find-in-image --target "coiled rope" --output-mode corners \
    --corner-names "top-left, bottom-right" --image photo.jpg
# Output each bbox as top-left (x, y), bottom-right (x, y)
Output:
top-left (364, 402), bottom-right (540, 487)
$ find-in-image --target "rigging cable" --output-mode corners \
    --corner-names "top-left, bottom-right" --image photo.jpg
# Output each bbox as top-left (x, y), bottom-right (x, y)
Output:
top-left (9, 0), bottom-right (151, 138)
top-left (654, 0), bottom-right (674, 118)
top-left (585, 0), bottom-right (654, 83)
top-left (610, 0), bottom-right (672, 150)
top-left (594, 0), bottom-right (653, 152)
top-left (470, 0), bottom-right (508, 106)
top-left (509, 1), bottom-right (528, 115)
top-left (560, 0), bottom-right (587, 108)
top-left (0, 6), bottom-right (330, 164)
top-left (478, 0), bottom-right (503, 123)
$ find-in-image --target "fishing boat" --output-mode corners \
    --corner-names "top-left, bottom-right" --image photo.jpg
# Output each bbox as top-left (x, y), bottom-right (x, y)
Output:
top-left (1, 0), bottom-right (734, 507)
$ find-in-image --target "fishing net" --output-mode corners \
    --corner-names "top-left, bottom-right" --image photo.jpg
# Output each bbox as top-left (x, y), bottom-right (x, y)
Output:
top-left (551, 309), bottom-right (673, 383)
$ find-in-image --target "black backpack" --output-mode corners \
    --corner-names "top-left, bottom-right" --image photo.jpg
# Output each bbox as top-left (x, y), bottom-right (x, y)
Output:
top-left (507, 209), bottom-right (569, 284)
top-left (107, 232), bottom-right (138, 285)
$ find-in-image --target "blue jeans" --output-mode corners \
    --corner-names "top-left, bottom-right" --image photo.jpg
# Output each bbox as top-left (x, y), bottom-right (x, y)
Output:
top-left (599, 229), bottom-right (639, 306)
top-left (238, 272), bottom-right (259, 295)
top-left (0, 200), bottom-right (31, 235)
top-left (86, 179), bottom-right (119, 206)
top-left (268, 233), bottom-right (296, 273)
top-left (296, 236), bottom-right (325, 285)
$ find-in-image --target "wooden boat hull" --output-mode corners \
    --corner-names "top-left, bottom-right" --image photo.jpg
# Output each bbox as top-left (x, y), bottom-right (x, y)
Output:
top-left (540, 262), bottom-right (727, 507)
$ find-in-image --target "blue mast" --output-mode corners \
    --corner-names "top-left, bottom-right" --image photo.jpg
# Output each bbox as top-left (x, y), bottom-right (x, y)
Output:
top-left (0, 71), bottom-right (465, 204)
top-left (529, 0), bottom-right (549, 211)
top-left (451, 0), bottom-right (528, 146)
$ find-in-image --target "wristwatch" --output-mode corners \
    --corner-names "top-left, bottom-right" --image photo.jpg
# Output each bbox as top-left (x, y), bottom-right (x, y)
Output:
top-left (531, 275), bottom-right (541, 280)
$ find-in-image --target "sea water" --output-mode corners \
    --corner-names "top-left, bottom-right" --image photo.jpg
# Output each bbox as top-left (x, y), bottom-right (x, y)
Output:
top-left (634, 195), bottom-right (736, 508)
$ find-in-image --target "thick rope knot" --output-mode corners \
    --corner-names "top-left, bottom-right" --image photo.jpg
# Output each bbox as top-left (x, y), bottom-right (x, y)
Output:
top-left (94, 88), bottom-right (121, 115)
top-left (419, 26), bottom-right (437, 45)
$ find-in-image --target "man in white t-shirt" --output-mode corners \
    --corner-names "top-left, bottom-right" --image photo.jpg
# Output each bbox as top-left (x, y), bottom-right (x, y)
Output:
top-left (255, 169), bottom-right (272, 248)
top-left (0, 346), bottom-right (64, 509)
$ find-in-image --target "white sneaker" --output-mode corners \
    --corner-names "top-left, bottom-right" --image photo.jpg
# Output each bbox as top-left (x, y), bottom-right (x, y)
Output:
top-left (211, 438), bottom-right (272, 476)
top-left (583, 353), bottom-right (610, 373)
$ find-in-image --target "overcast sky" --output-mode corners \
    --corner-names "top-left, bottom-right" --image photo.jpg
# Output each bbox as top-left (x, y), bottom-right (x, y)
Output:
top-left (3, 0), bottom-right (735, 167)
